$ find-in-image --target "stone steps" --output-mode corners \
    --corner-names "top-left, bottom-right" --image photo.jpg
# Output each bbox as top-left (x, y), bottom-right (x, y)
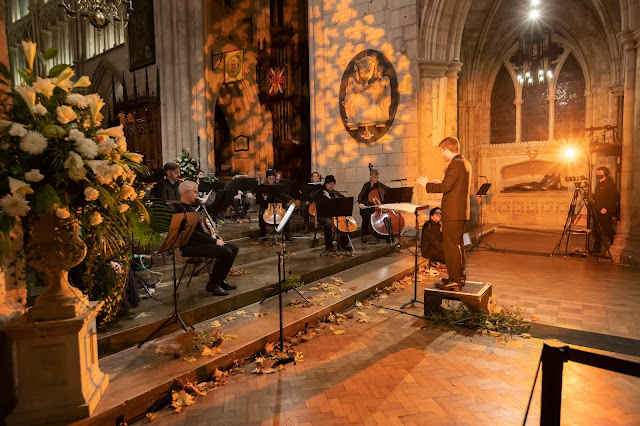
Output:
top-left (73, 252), bottom-right (425, 426)
top-left (98, 238), bottom-right (399, 357)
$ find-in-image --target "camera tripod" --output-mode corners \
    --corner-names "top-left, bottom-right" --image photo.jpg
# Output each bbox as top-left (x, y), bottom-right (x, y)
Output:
top-left (551, 185), bottom-right (613, 261)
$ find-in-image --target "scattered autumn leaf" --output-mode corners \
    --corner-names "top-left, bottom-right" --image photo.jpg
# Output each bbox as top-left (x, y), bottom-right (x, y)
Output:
top-left (225, 316), bottom-right (236, 321)
top-left (333, 329), bottom-right (345, 335)
top-left (145, 413), bottom-right (156, 422)
top-left (309, 286), bottom-right (319, 291)
top-left (254, 312), bottom-right (267, 318)
top-left (220, 334), bottom-right (238, 340)
top-left (171, 390), bottom-right (195, 412)
top-left (235, 310), bottom-right (247, 315)
top-left (520, 333), bottom-right (532, 339)
top-left (202, 346), bottom-right (222, 357)
top-left (377, 309), bottom-right (388, 314)
top-left (531, 315), bottom-right (539, 322)
top-left (211, 320), bottom-right (222, 328)
top-left (355, 301), bottom-right (363, 309)
top-left (265, 342), bottom-right (275, 353)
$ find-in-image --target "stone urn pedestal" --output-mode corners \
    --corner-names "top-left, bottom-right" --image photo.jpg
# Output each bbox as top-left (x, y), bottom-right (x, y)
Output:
top-left (3, 302), bottom-right (109, 425)
top-left (2, 213), bottom-right (109, 424)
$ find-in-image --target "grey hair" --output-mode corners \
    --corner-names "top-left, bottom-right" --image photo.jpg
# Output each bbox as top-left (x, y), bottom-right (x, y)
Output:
top-left (178, 180), bottom-right (198, 196)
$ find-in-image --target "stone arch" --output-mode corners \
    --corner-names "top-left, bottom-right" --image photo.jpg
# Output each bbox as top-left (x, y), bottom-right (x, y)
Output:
top-left (419, 0), bottom-right (473, 61)
top-left (89, 60), bottom-right (123, 125)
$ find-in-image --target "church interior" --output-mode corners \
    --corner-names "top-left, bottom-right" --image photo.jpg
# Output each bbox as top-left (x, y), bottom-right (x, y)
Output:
top-left (0, 0), bottom-right (639, 424)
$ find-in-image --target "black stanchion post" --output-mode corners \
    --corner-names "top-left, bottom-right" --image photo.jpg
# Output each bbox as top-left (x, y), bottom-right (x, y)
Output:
top-left (540, 340), bottom-right (567, 425)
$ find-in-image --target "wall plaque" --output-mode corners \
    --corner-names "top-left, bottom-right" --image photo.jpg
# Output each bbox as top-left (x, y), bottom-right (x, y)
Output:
top-left (339, 50), bottom-right (399, 143)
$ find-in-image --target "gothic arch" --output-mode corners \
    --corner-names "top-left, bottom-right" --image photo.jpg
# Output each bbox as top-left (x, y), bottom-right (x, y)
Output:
top-left (419, 0), bottom-right (473, 61)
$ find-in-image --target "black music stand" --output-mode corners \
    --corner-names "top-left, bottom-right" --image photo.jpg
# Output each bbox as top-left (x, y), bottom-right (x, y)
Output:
top-left (209, 190), bottom-right (234, 220)
top-left (317, 196), bottom-right (355, 255)
top-left (138, 212), bottom-right (199, 348)
top-left (399, 204), bottom-right (430, 309)
top-left (383, 187), bottom-right (414, 203)
top-left (469, 183), bottom-right (494, 251)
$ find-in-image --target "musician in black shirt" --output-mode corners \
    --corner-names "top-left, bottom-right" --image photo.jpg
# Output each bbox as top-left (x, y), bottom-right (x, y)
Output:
top-left (357, 169), bottom-right (389, 243)
top-left (257, 169), bottom-right (292, 240)
top-left (154, 162), bottom-right (181, 203)
top-left (311, 175), bottom-right (351, 252)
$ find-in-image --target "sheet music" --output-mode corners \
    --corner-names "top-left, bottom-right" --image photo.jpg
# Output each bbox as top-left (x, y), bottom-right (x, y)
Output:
top-left (377, 203), bottom-right (428, 213)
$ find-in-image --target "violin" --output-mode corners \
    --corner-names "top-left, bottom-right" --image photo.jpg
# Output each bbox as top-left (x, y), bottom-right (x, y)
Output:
top-left (368, 186), bottom-right (405, 242)
top-left (198, 200), bottom-right (221, 240)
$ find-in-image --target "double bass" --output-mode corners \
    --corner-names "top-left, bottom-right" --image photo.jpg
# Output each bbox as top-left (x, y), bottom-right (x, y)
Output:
top-left (368, 186), bottom-right (405, 242)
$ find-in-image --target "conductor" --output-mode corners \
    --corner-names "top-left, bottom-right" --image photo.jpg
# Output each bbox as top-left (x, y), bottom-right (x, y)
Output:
top-left (417, 137), bottom-right (471, 290)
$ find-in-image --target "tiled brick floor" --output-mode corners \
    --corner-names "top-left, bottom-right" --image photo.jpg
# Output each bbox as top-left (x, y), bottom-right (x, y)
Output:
top-left (144, 294), bottom-right (640, 425)
top-left (136, 227), bottom-right (640, 425)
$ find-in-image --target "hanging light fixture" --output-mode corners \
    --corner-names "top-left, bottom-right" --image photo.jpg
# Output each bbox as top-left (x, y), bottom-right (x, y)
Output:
top-left (510, 0), bottom-right (562, 86)
top-left (60, 0), bottom-right (133, 29)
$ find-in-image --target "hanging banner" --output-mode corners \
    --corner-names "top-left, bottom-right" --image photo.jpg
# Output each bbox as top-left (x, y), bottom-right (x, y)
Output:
top-left (224, 50), bottom-right (243, 82)
top-left (268, 67), bottom-right (285, 95)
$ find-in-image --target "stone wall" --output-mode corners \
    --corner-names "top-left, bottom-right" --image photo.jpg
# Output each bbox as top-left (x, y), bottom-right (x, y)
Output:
top-left (308, 0), bottom-right (424, 224)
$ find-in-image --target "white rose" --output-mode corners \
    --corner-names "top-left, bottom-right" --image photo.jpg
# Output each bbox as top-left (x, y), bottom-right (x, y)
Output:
top-left (24, 169), bottom-right (44, 182)
top-left (9, 123), bottom-right (27, 137)
top-left (84, 187), bottom-right (99, 201)
top-left (8, 177), bottom-right (34, 196)
top-left (55, 208), bottom-right (70, 219)
top-left (66, 93), bottom-right (89, 108)
top-left (32, 104), bottom-right (48, 115)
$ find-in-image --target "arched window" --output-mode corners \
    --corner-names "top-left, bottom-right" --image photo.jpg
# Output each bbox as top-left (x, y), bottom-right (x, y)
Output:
top-left (522, 78), bottom-right (549, 141)
top-left (490, 65), bottom-right (516, 144)
top-left (555, 54), bottom-right (586, 140)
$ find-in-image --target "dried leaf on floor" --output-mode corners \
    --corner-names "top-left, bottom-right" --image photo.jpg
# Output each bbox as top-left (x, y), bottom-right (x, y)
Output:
top-left (201, 346), bottom-right (222, 357)
top-left (355, 301), bottom-right (363, 309)
top-left (145, 413), bottom-right (156, 422)
top-left (229, 268), bottom-right (250, 276)
top-left (211, 320), bottom-right (222, 328)
top-left (309, 286), bottom-right (319, 291)
top-left (254, 312), bottom-right (267, 318)
top-left (294, 351), bottom-right (304, 362)
top-left (333, 329), bottom-right (345, 335)
top-left (220, 334), bottom-right (238, 340)
top-left (520, 333), bottom-right (532, 339)
top-left (171, 390), bottom-right (195, 412)
top-left (225, 316), bottom-right (236, 321)
top-left (377, 309), bottom-right (388, 315)
top-left (235, 310), bottom-right (247, 315)
top-left (265, 342), bottom-right (275, 353)
top-left (531, 315), bottom-right (539, 322)
top-left (331, 277), bottom-right (344, 284)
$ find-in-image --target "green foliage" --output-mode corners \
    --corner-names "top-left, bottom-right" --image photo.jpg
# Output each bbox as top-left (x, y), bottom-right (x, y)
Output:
top-left (282, 274), bottom-right (303, 289)
top-left (175, 149), bottom-right (199, 182)
top-left (426, 303), bottom-right (531, 335)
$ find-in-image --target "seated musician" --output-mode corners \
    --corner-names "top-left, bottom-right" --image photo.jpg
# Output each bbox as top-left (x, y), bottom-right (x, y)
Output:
top-left (258, 169), bottom-right (292, 241)
top-left (357, 168), bottom-right (389, 243)
top-left (175, 181), bottom-right (239, 296)
top-left (421, 207), bottom-right (445, 264)
top-left (302, 171), bottom-right (321, 233)
top-left (230, 173), bottom-right (253, 221)
top-left (153, 162), bottom-right (181, 204)
top-left (311, 175), bottom-right (351, 252)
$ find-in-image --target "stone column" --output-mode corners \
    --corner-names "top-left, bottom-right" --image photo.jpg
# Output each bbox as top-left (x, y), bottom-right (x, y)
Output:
top-left (514, 99), bottom-right (523, 143)
top-left (548, 91), bottom-right (556, 141)
top-left (610, 28), bottom-right (640, 265)
top-left (445, 62), bottom-right (462, 139)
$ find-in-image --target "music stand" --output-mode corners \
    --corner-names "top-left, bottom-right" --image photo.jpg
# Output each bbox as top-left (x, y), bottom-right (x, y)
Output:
top-left (382, 187), bottom-right (414, 203)
top-left (316, 196), bottom-right (355, 255)
top-left (469, 183), bottom-right (494, 251)
top-left (138, 212), bottom-right (199, 348)
top-left (209, 190), bottom-right (234, 220)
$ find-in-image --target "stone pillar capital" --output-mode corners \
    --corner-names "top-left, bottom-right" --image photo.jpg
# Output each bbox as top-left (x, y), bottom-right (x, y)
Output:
top-left (618, 29), bottom-right (637, 50)
top-left (633, 26), bottom-right (640, 47)
top-left (418, 60), bottom-right (462, 78)
top-left (610, 83), bottom-right (624, 96)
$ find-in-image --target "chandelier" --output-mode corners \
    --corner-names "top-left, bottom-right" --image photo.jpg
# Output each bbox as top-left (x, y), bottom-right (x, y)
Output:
top-left (60, 0), bottom-right (133, 29)
top-left (509, 1), bottom-right (563, 85)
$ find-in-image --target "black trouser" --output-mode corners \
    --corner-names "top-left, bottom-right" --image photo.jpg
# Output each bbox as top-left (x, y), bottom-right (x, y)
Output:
top-left (318, 217), bottom-right (349, 250)
top-left (593, 212), bottom-right (614, 251)
top-left (233, 197), bottom-right (250, 218)
top-left (181, 242), bottom-right (239, 285)
top-left (360, 209), bottom-right (372, 236)
top-left (259, 206), bottom-right (290, 238)
top-left (302, 202), bottom-right (311, 225)
top-left (442, 220), bottom-right (466, 283)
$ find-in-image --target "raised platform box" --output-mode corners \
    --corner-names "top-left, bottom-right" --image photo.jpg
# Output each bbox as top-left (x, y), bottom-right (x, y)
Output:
top-left (424, 281), bottom-right (492, 314)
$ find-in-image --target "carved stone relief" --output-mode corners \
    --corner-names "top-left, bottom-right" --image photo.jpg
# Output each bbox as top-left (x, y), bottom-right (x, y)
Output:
top-left (339, 50), bottom-right (399, 143)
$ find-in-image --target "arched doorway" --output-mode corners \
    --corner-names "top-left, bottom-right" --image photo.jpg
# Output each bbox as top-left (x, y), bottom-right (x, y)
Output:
top-left (214, 103), bottom-right (232, 177)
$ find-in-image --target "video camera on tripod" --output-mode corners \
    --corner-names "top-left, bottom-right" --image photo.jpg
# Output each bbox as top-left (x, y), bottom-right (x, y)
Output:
top-left (565, 175), bottom-right (588, 187)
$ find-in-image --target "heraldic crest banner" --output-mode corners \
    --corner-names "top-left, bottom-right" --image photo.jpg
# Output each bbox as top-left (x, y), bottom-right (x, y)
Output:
top-left (339, 50), bottom-right (399, 143)
top-left (225, 50), bottom-right (244, 82)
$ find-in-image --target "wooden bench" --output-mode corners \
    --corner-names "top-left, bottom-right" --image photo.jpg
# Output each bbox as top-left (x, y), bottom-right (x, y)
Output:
top-left (424, 280), bottom-right (492, 314)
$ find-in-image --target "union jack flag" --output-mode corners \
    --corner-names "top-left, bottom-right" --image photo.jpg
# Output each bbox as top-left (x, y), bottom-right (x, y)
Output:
top-left (268, 67), bottom-right (285, 95)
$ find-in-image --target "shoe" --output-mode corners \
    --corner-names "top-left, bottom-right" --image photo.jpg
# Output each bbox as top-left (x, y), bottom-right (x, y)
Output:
top-left (325, 246), bottom-right (337, 252)
top-left (361, 235), bottom-right (368, 243)
top-left (437, 281), bottom-right (463, 291)
top-left (206, 282), bottom-right (229, 296)
top-left (304, 224), bottom-right (309, 234)
top-left (220, 280), bottom-right (237, 290)
top-left (340, 245), bottom-right (354, 252)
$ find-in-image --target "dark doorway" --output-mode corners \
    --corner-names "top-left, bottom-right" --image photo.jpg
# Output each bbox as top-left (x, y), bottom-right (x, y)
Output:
top-left (214, 103), bottom-right (232, 177)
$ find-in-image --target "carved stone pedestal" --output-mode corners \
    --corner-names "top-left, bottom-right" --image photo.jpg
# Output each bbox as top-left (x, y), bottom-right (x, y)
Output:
top-left (3, 302), bottom-right (108, 425)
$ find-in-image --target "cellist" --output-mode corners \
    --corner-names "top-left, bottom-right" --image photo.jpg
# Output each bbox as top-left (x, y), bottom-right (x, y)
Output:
top-left (311, 175), bottom-right (351, 252)
top-left (357, 169), bottom-right (389, 243)
top-left (257, 169), bottom-right (293, 241)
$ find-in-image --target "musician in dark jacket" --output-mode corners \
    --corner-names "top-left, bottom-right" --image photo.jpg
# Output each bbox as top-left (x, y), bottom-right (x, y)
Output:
top-left (592, 166), bottom-right (619, 253)
top-left (257, 169), bottom-right (292, 240)
top-left (421, 207), bottom-right (445, 264)
top-left (311, 175), bottom-right (351, 252)
top-left (176, 181), bottom-right (239, 296)
top-left (417, 137), bottom-right (471, 290)
top-left (154, 162), bottom-right (181, 203)
top-left (357, 169), bottom-right (389, 243)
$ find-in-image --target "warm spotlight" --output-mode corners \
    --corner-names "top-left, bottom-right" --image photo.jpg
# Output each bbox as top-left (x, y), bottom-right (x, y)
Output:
top-left (564, 148), bottom-right (576, 159)
top-left (529, 9), bottom-right (540, 19)
top-left (531, 0), bottom-right (541, 6)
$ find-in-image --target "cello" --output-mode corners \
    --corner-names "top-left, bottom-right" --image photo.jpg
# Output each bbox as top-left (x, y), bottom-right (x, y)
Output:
top-left (262, 202), bottom-right (287, 225)
top-left (368, 186), bottom-right (405, 242)
top-left (321, 189), bottom-right (358, 235)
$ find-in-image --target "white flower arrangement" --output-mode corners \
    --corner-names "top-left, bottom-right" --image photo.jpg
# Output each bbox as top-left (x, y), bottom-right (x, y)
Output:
top-left (0, 41), bottom-right (162, 261)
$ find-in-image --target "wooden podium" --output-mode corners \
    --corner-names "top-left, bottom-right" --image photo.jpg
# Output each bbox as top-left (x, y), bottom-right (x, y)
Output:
top-left (424, 280), bottom-right (492, 314)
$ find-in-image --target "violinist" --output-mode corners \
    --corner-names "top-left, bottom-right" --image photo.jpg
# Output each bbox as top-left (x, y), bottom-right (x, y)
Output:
top-left (175, 181), bottom-right (239, 296)
top-left (258, 169), bottom-right (293, 241)
top-left (154, 162), bottom-right (181, 204)
top-left (311, 175), bottom-right (351, 252)
top-left (357, 169), bottom-right (389, 243)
